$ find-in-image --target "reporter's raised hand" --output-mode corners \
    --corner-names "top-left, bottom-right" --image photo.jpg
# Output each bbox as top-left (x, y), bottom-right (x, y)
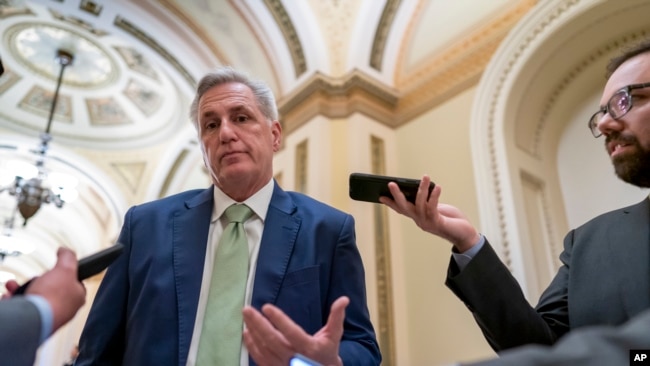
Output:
top-left (26, 247), bottom-right (86, 332)
top-left (380, 175), bottom-right (480, 252)
top-left (243, 296), bottom-right (349, 366)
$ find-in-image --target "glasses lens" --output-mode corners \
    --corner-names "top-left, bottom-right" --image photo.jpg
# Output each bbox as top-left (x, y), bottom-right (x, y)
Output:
top-left (608, 90), bottom-right (631, 119)
top-left (589, 111), bottom-right (604, 137)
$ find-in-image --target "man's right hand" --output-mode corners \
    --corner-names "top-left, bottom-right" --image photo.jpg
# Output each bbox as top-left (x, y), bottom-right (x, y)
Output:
top-left (380, 175), bottom-right (480, 252)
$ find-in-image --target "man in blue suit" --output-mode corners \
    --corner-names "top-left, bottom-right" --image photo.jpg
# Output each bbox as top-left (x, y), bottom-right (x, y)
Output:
top-left (75, 67), bottom-right (380, 366)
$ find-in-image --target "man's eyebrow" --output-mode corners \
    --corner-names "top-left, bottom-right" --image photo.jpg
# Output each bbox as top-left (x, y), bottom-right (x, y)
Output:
top-left (229, 105), bottom-right (251, 113)
top-left (200, 104), bottom-right (252, 120)
top-left (201, 110), bottom-right (216, 120)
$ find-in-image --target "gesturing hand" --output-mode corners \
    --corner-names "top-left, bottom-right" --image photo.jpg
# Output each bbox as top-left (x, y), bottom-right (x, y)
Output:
top-left (242, 296), bottom-right (349, 366)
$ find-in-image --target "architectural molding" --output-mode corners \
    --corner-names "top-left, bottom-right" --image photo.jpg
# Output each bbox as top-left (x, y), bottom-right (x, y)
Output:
top-left (114, 15), bottom-right (195, 87)
top-left (157, 0), bottom-right (232, 69)
top-left (278, 0), bottom-right (535, 135)
top-left (395, 0), bottom-right (536, 122)
top-left (277, 70), bottom-right (399, 135)
top-left (470, 0), bottom-right (650, 296)
top-left (530, 28), bottom-right (650, 157)
top-left (369, 0), bottom-right (402, 71)
top-left (263, 0), bottom-right (307, 77)
top-left (471, 0), bottom-right (586, 278)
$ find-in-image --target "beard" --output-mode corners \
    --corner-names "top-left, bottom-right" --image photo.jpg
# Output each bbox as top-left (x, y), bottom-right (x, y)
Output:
top-left (607, 133), bottom-right (650, 187)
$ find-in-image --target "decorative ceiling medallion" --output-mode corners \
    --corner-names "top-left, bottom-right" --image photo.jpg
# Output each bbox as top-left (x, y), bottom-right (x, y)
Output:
top-left (114, 46), bottom-right (159, 81)
top-left (49, 8), bottom-right (108, 36)
top-left (5, 22), bottom-right (118, 88)
top-left (113, 16), bottom-right (195, 87)
top-left (86, 97), bottom-right (131, 125)
top-left (79, 0), bottom-right (103, 16)
top-left (0, 3), bottom-right (33, 19)
top-left (123, 79), bottom-right (162, 117)
top-left (0, 68), bottom-right (21, 95)
top-left (19, 85), bottom-right (73, 123)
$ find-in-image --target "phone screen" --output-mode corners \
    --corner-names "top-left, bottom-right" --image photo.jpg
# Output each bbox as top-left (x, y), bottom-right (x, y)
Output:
top-left (289, 354), bottom-right (321, 366)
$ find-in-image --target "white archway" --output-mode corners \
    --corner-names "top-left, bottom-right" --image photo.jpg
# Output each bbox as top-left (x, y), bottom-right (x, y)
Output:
top-left (471, 0), bottom-right (650, 299)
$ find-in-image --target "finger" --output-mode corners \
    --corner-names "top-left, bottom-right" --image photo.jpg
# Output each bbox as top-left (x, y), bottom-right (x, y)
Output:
top-left (242, 306), bottom-right (271, 338)
top-left (387, 182), bottom-right (410, 207)
top-left (414, 175), bottom-right (431, 206)
top-left (243, 306), bottom-right (292, 360)
top-left (323, 296), bottom-right (349, 339)
top-left (379, 195), bottom-right (401, 214)
top-left (56, 247), bottom-right (78, 272)
top-left (261, 303), bottom-right (310, 349)
top-left (243, 329), bottom-right (268, 365)
top-left (5, 280), bottom-right (19, 294)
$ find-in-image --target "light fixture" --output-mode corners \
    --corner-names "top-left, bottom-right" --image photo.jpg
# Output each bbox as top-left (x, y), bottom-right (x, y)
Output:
top-left (0, 49), bottom-right (77, 257)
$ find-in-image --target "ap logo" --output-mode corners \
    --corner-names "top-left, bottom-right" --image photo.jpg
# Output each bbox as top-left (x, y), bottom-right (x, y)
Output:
top-left (631, 350), bottom-right (650, 365)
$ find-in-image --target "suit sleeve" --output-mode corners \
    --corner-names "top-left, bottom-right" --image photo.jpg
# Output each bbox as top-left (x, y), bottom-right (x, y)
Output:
top-left (0, 298), bottom-right (42, 366)
top-left (445, 236), bottom-right (572, 351)
top-left (76, 208), bottom-right (133, 365)
top-left (330, 214), bottom-right (382, 365)
top-left (465, 308), bottom-right (650, 366)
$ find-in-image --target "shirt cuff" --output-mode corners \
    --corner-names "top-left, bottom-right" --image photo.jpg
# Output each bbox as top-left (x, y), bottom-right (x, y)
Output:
top-left (25, 294), bottom-right (53, 344)
top-left (451, 234), bottom-right (485, 270)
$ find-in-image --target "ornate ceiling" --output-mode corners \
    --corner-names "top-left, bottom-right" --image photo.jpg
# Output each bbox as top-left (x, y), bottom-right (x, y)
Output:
top-left (0, 0), bottom-right (534, 286)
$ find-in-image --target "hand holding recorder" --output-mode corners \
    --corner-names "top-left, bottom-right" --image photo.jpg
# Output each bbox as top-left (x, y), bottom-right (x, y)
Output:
top-left (6, 244), bottom-right (123, 334)
top-left (12, 243), bottom-right (124, 295)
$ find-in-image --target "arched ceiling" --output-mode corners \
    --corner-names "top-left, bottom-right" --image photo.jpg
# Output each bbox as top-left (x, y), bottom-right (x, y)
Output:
top-left (0, 0), bottom-right (536, 288)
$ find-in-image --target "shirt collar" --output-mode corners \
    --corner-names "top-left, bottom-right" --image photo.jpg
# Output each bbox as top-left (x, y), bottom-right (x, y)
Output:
top-left (211, 179), bottom-right (274, 222)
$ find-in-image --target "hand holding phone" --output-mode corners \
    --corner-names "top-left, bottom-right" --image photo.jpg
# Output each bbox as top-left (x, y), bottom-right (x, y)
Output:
top-left (349, 173), bottom-right (435, 204)
top-left (13, 243), bottom-right (124, 295)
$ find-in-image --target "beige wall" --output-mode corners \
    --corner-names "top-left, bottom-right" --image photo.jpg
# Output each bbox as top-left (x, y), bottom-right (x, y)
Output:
top-left (392, 86), bottom-right (494, 364)
top-left (269, 85), bottom-right (495, 364)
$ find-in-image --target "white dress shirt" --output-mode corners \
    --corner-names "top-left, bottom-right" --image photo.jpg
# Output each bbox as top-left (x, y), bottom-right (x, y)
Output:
top-left (186, 179), bottom-right (274, 366)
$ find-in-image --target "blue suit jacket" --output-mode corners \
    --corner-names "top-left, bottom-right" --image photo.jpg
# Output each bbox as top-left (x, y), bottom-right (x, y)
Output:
top-left (76, 183), bottom-right (380, 365)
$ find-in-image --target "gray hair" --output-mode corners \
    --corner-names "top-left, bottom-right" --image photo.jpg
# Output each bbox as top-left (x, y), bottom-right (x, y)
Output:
top-left (189, 66), bottom-right (278, 130)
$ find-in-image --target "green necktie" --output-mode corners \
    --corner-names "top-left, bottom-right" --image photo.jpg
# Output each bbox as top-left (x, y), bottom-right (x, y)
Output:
top-left (197, 204), bottom-right (253, 366)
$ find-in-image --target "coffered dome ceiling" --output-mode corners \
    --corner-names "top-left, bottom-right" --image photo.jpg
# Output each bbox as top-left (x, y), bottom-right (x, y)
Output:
top-left (1, 3), bottom-right (183, 149)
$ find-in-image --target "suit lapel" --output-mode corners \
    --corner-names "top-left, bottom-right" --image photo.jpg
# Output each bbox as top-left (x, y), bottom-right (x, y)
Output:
top-left (173, 187), bottom-right (213, 366)
top-left (607, 198), bottom-right (650, 317)
top-left (251, 183), bottom-right (301, 309)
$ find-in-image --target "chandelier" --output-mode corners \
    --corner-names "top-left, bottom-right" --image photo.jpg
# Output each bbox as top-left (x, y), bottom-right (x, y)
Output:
top-left (0, 49), bottom-right (78, 259)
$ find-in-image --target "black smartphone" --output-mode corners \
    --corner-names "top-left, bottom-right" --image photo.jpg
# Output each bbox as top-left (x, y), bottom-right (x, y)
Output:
top-left (349, 172), bottom-right (435, 204)
top-left (76, 243), bottom-right (124, 281)
top-left (13, 243), bottom-right (124, 295)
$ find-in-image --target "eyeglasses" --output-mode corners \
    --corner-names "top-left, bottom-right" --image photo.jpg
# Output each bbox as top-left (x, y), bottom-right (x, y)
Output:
top-left (588, 82), bottom-right (650, 138)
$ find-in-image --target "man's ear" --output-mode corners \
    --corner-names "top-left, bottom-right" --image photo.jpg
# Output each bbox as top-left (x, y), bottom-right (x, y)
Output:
top-left (272, 120), bottom-right (282, 151)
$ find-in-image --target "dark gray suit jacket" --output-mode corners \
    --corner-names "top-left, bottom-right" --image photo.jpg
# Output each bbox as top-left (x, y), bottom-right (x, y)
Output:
top-left (467, 308), bottom-right (650, 365)
top-left (447, 198), bottom-right (650, 351)
top-left (0, 297), bottom-right (42, 366)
